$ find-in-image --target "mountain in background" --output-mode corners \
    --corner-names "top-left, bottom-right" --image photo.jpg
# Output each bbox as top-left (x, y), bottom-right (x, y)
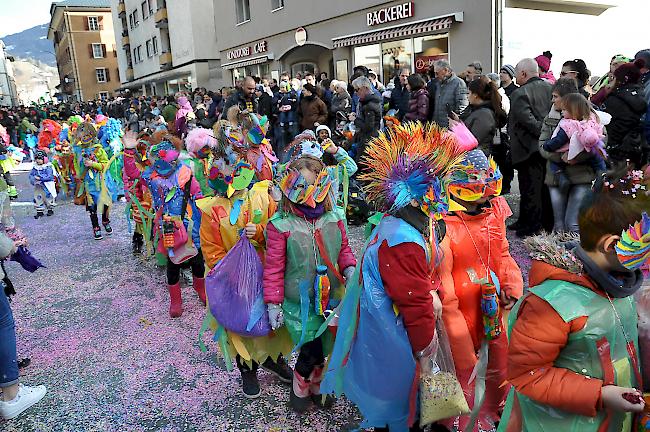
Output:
top-left (2, 24), bottom-right (56, 67)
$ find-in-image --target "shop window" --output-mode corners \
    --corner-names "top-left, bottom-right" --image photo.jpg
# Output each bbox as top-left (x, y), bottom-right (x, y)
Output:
top-left (271, 0), bottom-right (284, 11)
top-left (88, 16), bottom-right (100, 31)
top-left (232, 68), bottom-right (245, 85)
top-left (414, 35), bottom-right (449, 76)
top-left (291, 63), bottom-right (316, 78)
top-left (382, 39), bottom-right (412, 85)
top-left (259, 63), bottom-right (270, 79)
top-left (353, 44), bottom-right (380, 80)
top-left (235, 0), bottom-right (250, 24)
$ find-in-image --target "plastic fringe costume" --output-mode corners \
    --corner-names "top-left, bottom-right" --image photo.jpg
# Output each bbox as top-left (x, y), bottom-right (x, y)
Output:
top-left (321, 122), bottom-right (467, 430)
top-left (197, 153), bottom-right (293, 369)
top-left (52, 124), bottom-right (76, 198)
top-left (101, 118), bottom-right (125, 194)
top-left (123, 132), bottom-right (154, 256)
top-left (440, 149), bottom-right (524, 431)
top-left (72, 121), bottom-right (118, 211)
top-left (37, 119), bottom-right (62, 152)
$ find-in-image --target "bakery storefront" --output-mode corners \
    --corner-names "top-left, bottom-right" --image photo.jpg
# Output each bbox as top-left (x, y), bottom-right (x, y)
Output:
top-left (220, 0), bottom-right (497, 86)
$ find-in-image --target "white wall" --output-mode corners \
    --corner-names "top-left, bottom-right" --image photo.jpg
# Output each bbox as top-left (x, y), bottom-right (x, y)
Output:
top-left (166, 0), bottom-right (219, 66)
top-left (124, 0), bottom-right (163, 79)
top-left (503, 0), bottom-right (649, 77)
top-left (110, 0), bottom-right (129, 83)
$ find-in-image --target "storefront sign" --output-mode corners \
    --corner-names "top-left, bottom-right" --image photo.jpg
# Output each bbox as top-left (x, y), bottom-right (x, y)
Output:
top-left (226, 41), bottom-right (268, 61)
top-left (367, 2), bottom-right (414, 27)
top-left (415, 55), bottom-right (447, 73)
top-left (295, 27), bottom-right (307, 46)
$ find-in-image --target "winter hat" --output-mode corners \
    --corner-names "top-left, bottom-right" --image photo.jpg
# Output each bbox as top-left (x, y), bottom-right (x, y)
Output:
top-left (614, 59), bottom-right (646, 85)
top-left (315, 124), bottom-right (331, 137)
top-left (500, 64), bottom-right (515, 79)
top-left (535, 51), bottom-right (552, 72)
top-left (34, 150), bottom-right (47, 161)
top-left (303, 83), bottom-right (317, 94)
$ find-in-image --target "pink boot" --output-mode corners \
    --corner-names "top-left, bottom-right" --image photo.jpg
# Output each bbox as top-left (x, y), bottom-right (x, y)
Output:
top-left (309, 366), bottom-right (335, 408)
top-left (193, 277), bottom-right (206, 305)
top-left (168, 282), bottom-right (183, 318)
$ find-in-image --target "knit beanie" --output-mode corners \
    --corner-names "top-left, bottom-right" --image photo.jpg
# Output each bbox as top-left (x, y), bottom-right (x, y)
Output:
top-left (614, 59), bottom-right (645, 85)
top-left (500, 64), bottom-right (515, 79)
top-left (535, 51), bottom-right (552, 72)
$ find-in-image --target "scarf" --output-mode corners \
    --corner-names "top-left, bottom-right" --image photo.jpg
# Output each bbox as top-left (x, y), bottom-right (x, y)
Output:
top-left (293, 202), bottom-right (326, 220)
top-left (574, 246), bottom-right (643, 298)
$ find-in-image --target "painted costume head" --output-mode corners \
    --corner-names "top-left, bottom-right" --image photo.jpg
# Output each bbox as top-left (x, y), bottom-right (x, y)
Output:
top-left (75, 121), bottom-right (97, 148)
top-left (240, 112), bottom-right (269, 148)
top-left (279, 157), bottom-right (333, 210)
top-left (448, 149), bottom-right (503, 204)
top-left (360, 122), bottom-right (466, 220)
top-left (148, 133), bottom-right (182, 177)
top-left (37, 119), bottom-right (62, 150)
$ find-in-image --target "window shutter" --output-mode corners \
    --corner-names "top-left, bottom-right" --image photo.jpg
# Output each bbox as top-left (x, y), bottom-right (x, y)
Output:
top-left (106, 69), bottom-right (111, 82)
top-left (85, 18), bottom-right (90, 31)
top-left (102, 44), bottom-right (107, 57)
top-left (99, 16), bottom-right (104, 30)
top-left (89, 44), bottom-right (94, 58)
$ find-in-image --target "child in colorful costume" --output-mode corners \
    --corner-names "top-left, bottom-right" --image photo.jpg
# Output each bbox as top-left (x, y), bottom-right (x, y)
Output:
top-left (123, 131), bottom-right (153, 255)
top-left (263, 154), bottom-right (356, 412)
top-left (498, 172), bottom-right (649, 431)
top-left (100, 117), bottom-right (125, 196)
top-left (237, 112), bottom-right (278, 182)
top-left (142, 134), bottom-right (205, 318)
top-left (72, 121), bottom-right (118, 240)
top-left (37, 119), bottom-right (61, 153)
top-left (197, 149), bottom-right (293, 398)
top-left (0, 126), bottom-right (19, 200)
top-left (321, 122), bottom-right (466, 431)
top-left (440, 148), bottom-right (523, 431)
top-left (29, 150), bottom-right (56, 219)
top-left (52, 125), bottom-right (76, 199)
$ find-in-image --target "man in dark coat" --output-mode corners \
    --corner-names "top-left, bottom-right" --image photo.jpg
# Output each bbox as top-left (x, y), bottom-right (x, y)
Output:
top-left (220, 76), bottom-right (258, 118)
top-left (389, 68), bottom-right (410, 121)
top-left (508, 58), bottom-right (553, 237)
top-left (351, 76), bottom-right (381, 166)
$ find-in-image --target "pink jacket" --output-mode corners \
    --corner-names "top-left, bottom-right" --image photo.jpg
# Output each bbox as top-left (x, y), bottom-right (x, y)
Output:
top-left (122, 149), bottom-right (147, 202)
top-left (263, 218), bottom-right (356, 304)
top-left (551, 114), bottom-right (606, 160)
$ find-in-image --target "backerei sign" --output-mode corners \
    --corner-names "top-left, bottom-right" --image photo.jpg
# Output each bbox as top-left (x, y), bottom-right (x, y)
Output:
top-left (367, 2), bottom-right (414, 27)
top-left (226, 41), bottom-right (268, 61)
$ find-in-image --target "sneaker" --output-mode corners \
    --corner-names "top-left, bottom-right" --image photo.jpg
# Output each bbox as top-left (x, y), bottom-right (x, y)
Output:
top-left (241, 370), bottom-right (261, 399)
top-left (46, 209), bottom-right (54, 217)
top-left (103, 224), bottom-right (113, 235)
top-left (93, 228), bottom-right (103, 240)
top-left (0, 384), bottom-right (47, 420)
top-left (33, 212), bottom-right (43, 220)
top-left (261, 357), bottom-right (292, 383)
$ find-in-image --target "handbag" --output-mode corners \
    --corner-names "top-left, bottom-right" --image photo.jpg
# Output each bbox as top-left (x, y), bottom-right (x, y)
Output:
top-left (162, 177), bottom-right (198, 264)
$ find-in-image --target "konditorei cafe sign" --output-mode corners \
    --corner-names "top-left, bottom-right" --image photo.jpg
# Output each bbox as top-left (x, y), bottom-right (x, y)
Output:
top-left (226, 40), bottom-right (269, 61)
top-left (367, 2), bottom-right (414, 27)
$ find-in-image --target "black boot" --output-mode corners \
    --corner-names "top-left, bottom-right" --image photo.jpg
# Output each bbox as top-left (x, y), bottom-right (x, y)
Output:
top-left (46, 208), bottom-right (54, 216)
top-left (34, 211), bottom-right (44, 219)
top-left (132, 232), bottom-right (143, 255)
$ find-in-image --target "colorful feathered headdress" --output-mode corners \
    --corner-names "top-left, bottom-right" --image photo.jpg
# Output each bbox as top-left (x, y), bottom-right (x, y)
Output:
top-left (616, 212), bottom-right (650, 271)
top-left (360, 122), bottom-right (466, 219)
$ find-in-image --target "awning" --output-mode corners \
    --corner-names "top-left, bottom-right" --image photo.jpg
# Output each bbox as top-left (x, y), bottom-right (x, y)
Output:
top-left (221, 55), bottom-right (270, 70)
top-left (332, 14), bottom-right (459, 48)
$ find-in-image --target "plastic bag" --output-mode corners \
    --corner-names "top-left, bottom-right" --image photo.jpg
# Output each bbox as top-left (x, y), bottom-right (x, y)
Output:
top-left (420, 320), bottom-right (470, 427)
top-left (205, 235), bottom-right (271, 337)
top-left (635, 282), bottom-right (650, 391)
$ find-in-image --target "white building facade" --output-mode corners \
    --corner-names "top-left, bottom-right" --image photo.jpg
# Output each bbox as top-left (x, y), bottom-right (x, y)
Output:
top-left (0, 41), bottom-right (18, 107)
top-left (111, 0), bottom-right (222, 95)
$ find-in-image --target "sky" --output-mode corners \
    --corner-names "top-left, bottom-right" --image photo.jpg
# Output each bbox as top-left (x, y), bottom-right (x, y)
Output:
top-left (0, 0), bottom-right (649, 78)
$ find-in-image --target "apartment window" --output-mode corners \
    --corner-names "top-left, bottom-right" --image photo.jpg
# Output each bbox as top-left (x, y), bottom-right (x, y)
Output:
top-left (96, 68), bottom-right (107, 83)
top-left (271, 0), bottom-right (284, 11)
top-left (98, 91), bottom-right (109, 100)
top-left (152, 36), bottom-right (158, 55)
top-left (133, 10), bottom-right (140, 27)
top-left (146, 40), bottom-right (153, 57)
top-left (136, 45), bottom-right (142, 62)
top-left (141, 1), bottom-right (148, 18)
top-left (88, 16), bottom-right (100, 31)
top-left (129, 12), bottom-right (134, 29)
top-left (235, 0), bottom-right (250, 24)
top-left (92, 43), bottom-right (104, 58)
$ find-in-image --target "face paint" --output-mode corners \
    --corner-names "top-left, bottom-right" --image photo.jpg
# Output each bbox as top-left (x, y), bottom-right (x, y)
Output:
top-left (615, 212), bottom-right (650, 270)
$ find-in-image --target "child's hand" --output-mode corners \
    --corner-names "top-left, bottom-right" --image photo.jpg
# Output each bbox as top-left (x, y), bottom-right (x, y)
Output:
top-left (430, 290), bottom-right (442, 319)
top-left (323, 139), bottom-right (338, 154)
top-left (499, 291), bottom-right (517, 310)
top-left (83, 158), bottom-right (93, 167)
top-left (35, 176), bottom-right (41, 181)
top-left (244, 223), bottom-right (257, 239)
top-left (601, 386), bottom-right (645, 413)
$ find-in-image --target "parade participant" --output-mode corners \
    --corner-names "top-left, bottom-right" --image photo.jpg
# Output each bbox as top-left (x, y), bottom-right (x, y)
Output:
top-left (440, 147), bottom-right (523, 431)
top-left (72, 121), bottom-right (118, 240)
top-left (499, 171), bottom-right (649, 431)
top-left (100, 118), bottom-right (125, 196)
top-left (238, 112), bottom-right (277, 182)
top-left (52, 124), bottom-right (76, 199)
top-left (0, 127), bottom-right (19, 201)
top-left (36, 119), bottom-right (61, 152)
top-left (123, 131), bottom-right (153, 255)
top-left (321, 122), bottom-right (467, 431)
top-left (183, 127), bottom-right (217, 197)
top-left (29, 150), bottom-right (56, 219)
top-left (142, 134), bottom-right (205, 318)
top-left (263, 154), bottom-right (356, 412)
top-left (197, 150), bottom-right (293, 399)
